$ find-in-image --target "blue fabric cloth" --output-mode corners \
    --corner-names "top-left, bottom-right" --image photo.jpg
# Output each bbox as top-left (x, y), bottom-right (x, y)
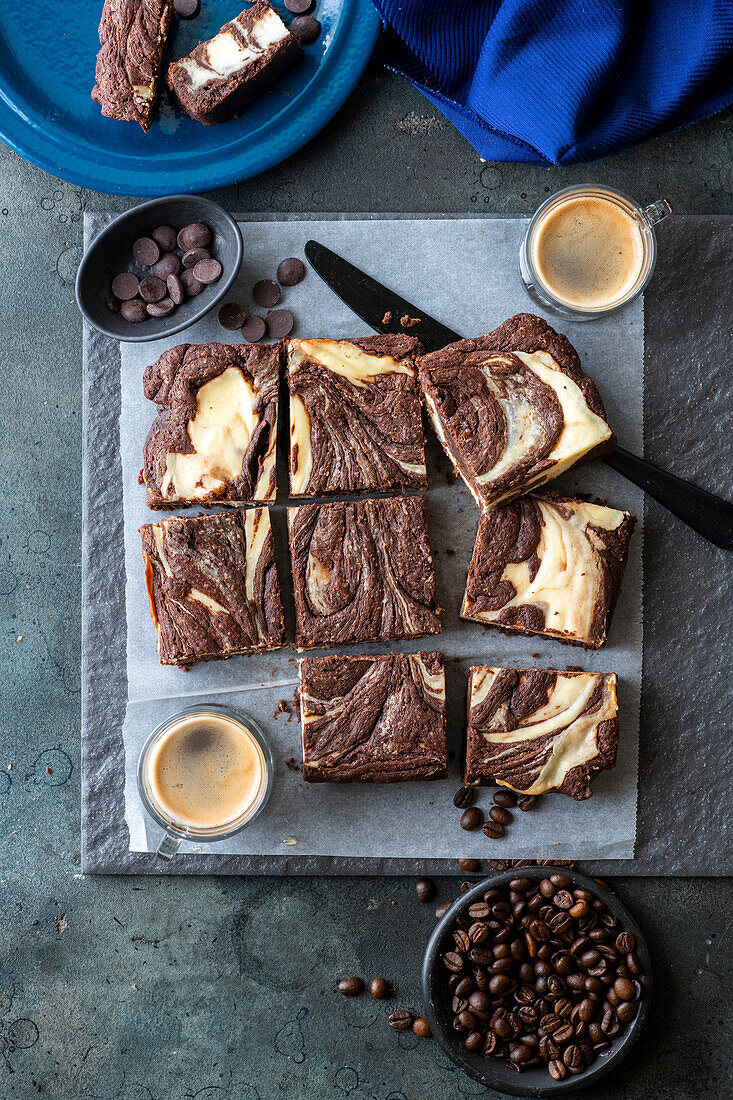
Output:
top-left (372, 0), bottom-right (733, 164)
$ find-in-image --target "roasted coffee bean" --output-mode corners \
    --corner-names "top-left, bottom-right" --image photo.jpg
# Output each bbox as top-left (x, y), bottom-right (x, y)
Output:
top-left (548, 1058), bottom-right (567, 1080)
top-left (388, 1010), bottom-right (412, 1030)
top-left (554, 1022), bottom-right (574, 1044)
top-left (546, 974), bottom-right (565, 996)
top-left (468, 990), bottom-right (491, 1014)
top-left (455, 976), bottom-right (474, 998)
top-left (626, 952), bottom-right (642, 975)
top-left (133, 236), bottom-right (160, 265)
top-left (277, 256), bottom-right (306, 285)
top-left (111, 272), bottom-right (140, 300)
top-left (120, 299), bottom-right (148, 322)
top-left (605, 986), bottom-right (621, 1007)
top-left (468, 922), bottom-right (489, 944)
top-left (529, 920), bottom-right (550, 942)
top-left (488, 859), bottom-right (508, 871)
top-left (338, 977), bottom-right (363, 996)
top-left (154, 253), bottom-right (181, 279)
top-left (435, 899), bottom-right (454, 921)
top-left (290, 14), bottom-right (321, 42)
top-left (178, 223), bottom-right (212, 251)
top-left (509, 879), bottom-right (531, 893)
top-left (489, 806), bottom-right (512, 826)
top-left (517, 1005), bottom-right (538, 1026)
top-left (550, 874), bottom-right (571, 889)
top-left (412, 1017), bottom-right (432, 1038)
top-left (152, 225), bottom-right (177, 252)
top-left (415, 878), bottom-right (434, 902)
top-left (453, 930), bottom-right (471, 953)
top-left (464, 1030), bottom-right (483, 1052)
top-left (443, 951), bottom-right (464, 973)
top-left (514, 985), bottom-right (535, 1005)
top-left (453, 786), bottom-right (475, 809)
top-left (467, 901), bottom-right (491, 920)
top-left (455, 1010), bottom-right (476, 1032)
top-left (553, 951), bottom-right (574, 974)
top-left (488, 974), bottom-right (516, 996)
top-left (616, 931), bottom-right (635, 953)
top-left (509, 1042), bottom-right (532, 1064)
top-left (473, 968), bottom-right (490, 992)
top-left (240, 315), bottom-right (266, 342)
top-left (601, 1008), bottom-right (619, 1035)
top-left (554, 998), bottom-right (572, 1018)
top-left (458, 858), bottom-right (481, 872)
top-left (554, 890), bottom-right (574, 910)
top-left (459, 881), bottom-right (476, 895)
top-left (570, 900), bottom-right (590, 918)
top-left (517, 795), bottom-right (537, 811)
top-left (617, 1001), bottom-right (637, 1025)
top-left (563, 1044), bottom-right (584, 1070)
top-left (481, 820), bottom-right (505, 839)
top-left (370, 978), bottom-right (390, 1000)
top-left (493, 790), bottom-right (517, 808)
top-left (452, 995), bottom-right (468, 1014)
top-left (613, 977), bottom-right (635, 1001)
top-left (460, 807), bottom-right (482, 831)
top-left (483, 1031), bottom-right (500, 1055)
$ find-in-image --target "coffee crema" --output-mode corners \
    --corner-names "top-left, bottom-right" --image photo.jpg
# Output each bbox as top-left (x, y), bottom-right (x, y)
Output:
top-left (530, 195), bottom-right (645, 310)
top-left (146, 711), bottom-right (266, 831)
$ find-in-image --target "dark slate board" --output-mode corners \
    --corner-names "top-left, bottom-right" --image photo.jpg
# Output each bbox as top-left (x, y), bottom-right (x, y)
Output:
top-left (81, 213), bottom-right (732, 876)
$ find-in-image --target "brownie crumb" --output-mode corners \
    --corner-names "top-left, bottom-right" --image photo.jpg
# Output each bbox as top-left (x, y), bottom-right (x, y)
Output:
top-left (382, 310), bottom-right (393, 324)
top-left (400, 314), bottom-right (421, 328)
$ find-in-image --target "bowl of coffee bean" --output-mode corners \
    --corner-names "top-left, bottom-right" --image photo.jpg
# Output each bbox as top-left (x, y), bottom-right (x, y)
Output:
top-left (421, 867), bottom-right (651, 1095)
top-left (76, 194), bottom-right (242, 342)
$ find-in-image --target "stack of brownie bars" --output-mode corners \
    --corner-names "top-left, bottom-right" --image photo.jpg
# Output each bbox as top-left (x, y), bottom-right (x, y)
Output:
top-left (139, 313), bottom-right (635, 805)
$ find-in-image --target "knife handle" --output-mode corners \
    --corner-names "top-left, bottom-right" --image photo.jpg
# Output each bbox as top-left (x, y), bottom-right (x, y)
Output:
top-left (604, 447), bottom-right (733, 552)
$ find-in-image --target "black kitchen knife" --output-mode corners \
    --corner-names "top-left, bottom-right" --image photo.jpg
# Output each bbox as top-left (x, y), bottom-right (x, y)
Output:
top-left (304, 239), bottom-right (733, 552)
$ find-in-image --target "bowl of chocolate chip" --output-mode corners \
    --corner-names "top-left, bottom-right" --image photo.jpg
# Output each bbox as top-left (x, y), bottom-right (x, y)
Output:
top-left (76, 194), bottom-right (242, 342)
top-left (421, 867), bottom-right (651, 1095)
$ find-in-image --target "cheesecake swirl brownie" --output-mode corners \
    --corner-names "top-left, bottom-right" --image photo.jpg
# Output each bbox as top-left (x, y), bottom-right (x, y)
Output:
top-left (92, 0), bottom-right (174, 132)
top-left (140, 510), bottom-right (285, 667)
top-left (288, 496), bottom-right (441, 650)
top-left (167, 1), bottom-right (302, 125)
top-left (462, 492), bottom-right (635, 648)
top-left (287, 335), bottom-right (427, 496)
top-left (299, 652), bottom-right (447, 782)
top-left (417, 314), bottom-right (615, 510)
top-left (143, 342), bottom-right (278, 508)
top-left (464, 667), bottom-right (619, 800)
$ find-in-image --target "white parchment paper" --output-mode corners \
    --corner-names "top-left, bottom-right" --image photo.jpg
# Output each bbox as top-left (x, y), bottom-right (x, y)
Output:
top-left (121, 216), bottom-right (643, 861)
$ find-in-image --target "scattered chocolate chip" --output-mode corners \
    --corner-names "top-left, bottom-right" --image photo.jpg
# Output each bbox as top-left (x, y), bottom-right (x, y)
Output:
top-left (139, 276), bottom-right (167, 303)
top-left (412, 1017), bottom-right (432, 1038)
top-left (241, 315), bottom-right (266, 342)
top-left (167, 274), bottom-right (185, 305)
top-left (111, 272), bottom-right (140, 300)
top-left (453, 787), bottom-right (475, 809)
top-left (182, 247), bottom-right (210, 269)
top-left (181, 269), bottom-right (204, 297)
top-left (388, 1010), bottom-right (412, 1031)
top-left (174, 0), bottom-right (200, 16)
top-left (146, 298), bottom-right (175, 317)
top-left (152, 225), bottom-right (177, 252)
top-left (276, 256), bottom-right (306, 285)
top-left (120, 299), bottom-right (148, 322)
top-left (133, 236), bottom-right (160, 265)
top-left (252, 278), bottom-right (281, 308)
top-left (290, 14), bottom-right (321, 43)
top-left (416, 879), bottom-right (435, 903)
top-left (193, 258), bottom-right (222, 285)
top-left (460, 807), bottom-right (482, 832)
top-left (338, 977), bottom-right (364, 997)
top-left (400, 314), bottom-right (421, 328)
top-left (370, 978), bottom-right (390, 1000)
top-left (457, 858), bottom-right (481, 872)
top-left (178, 222), bottom-right (211, 250)
top-left (285, 0), bottom-right (313, 12)
top-left (106, 297), bottom-right (120, 312)
top-left (266, 308), bottom-right (294, 338)
top-left (218, 302), bottom-right (246, 330)
top-left (154, 252), bottom-right (181, 278)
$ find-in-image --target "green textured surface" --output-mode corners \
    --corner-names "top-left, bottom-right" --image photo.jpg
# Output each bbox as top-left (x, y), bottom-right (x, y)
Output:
top-left (0, 61), bottom-right (732, 1099)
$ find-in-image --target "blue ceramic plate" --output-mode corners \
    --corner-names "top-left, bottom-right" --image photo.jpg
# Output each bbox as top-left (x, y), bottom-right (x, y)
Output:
top-left (0, 0), bottom-right (380, 196)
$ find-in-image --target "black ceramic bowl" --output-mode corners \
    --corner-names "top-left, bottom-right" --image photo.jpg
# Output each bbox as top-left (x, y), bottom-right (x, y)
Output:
top-left (422, 867), bottom-right (652, 1097)
top-left (76, 194), bottom-right (243, 342)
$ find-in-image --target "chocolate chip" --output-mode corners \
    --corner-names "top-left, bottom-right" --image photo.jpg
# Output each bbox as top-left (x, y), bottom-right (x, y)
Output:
top-left (266, 309), bottom-right (294, 338)
top-left (146, 298), bottom-right (175, 317)
top-left (370, 978), bottom-right (390, 1000)
top-left (174, 0), bottom-right (200, 16)
top-left (252, 279), bottom-right (281, 308)
top-left (276, 256), bottom-right (306, 285)
top-left (285, 0), bottom-right (313, 12)
top-left (139, 276), bottom-right (167, 303)
top-left (193, 258), bottom-right (222, 285)
top-left (416, 879), bottom-right (435, 903)
top-left (111, 272), bottom-right (140, 300)
top-left (181, 269), bottom-right (204, 297)
top-left (106, 297), bottom-right (120, 312)
top-left (218, 303), bottom-right (245, 330)
top-left (132, 237), bottom-right (160, 265)
top-left (120, 299), bottom-right (148, 322)
top-left (338, 977), bottom-right (363, 997)
top-left (290, 14), bottom-right (321, 43)
top-left (152, 225), bottom-right (177, 252)
top-left (154, 253), bottom-right (181, 279)
top-left (241, 315), bottom-right (266, 342)
top-left (167, 274), bottom-right (185, 304)
top-left (178, 222), bottom-right (212, 250)
top-left (182, 247), bottom-right (210, 269)
top-left (460, 807), bottom-right (482, 832)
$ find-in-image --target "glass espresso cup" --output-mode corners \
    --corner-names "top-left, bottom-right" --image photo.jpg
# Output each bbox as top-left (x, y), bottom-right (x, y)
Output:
top-left (137, 704), bottom-right (273, 861)
top-left (520, 184), bottom-right (672, 320)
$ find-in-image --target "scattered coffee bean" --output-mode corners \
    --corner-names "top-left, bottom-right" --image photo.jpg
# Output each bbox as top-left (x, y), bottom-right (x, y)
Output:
top-left (416, 878), bottom-right (435, 903)
top-left (492, 790), bottom-right (517, 809)
top-left (133, 236), bottom-right (160, 265)
top-left (253, 279), bottom-right (281, 308)
top-left (139, 276), bottom-right (167, 303)
top-left (616, 931), bottom-right (635, 953)
top-left (338, 977), bottom-right (363, 997)
top-left (370, 978), bottom-right (390, 1000)
top-left (290, 14), bottom-right (321, 42)
top-left (517, 795), bottom-right (537, 811)
top-left (193, 258), bottom-right (222, 285)
top-left (266, 308), bottom-right (295, 338)
top-left (460, 807), bottom-right (482, 832)
top-left (285, 0), bottom-right (313, 12)
top-left (154, 253), bottom-right (181, 279)
top-left (481, 821), bottom-right (504, 839)
top-left (178, 222), bottom-right (211, 250)
top-left (218, 302), bottom-right (246, 331)
top-left (412, 1017), bottom-right (432, 1038)
top-left (182, 246), bottom-right (210, 269)
top-left (146, 298), bottom-right (175, 317)
top-left (488, 859), bottom-right (509, 871)
top-left (241, 315), bottom-right (267, 342)
top-left (277, 256), bottom-right (306, 285)
top-left (111, 272), bottom-right (140, 300)
top-left (120, 298), bottom-right (148, 322)
top-left (174, 0), bottom-right (200, 16)
top-left (435, 899), bottom-right (454, 920)
top-left (457, 858), bottom-right (481, 872)
top-left (453, 787), bottom-right (475, 809)
top-left (167, 274), bottom-right (185, 305)
top-left (181, 269), bottom-right (204, 297)
top-left (388, 1010), bottom-right (412, 1031)
top-left (489, 805), bottom-right (512, 826)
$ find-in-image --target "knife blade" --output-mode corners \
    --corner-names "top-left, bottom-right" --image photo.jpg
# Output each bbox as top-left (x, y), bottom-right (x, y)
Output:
top-left (304, 239), bottom-right (733, 551)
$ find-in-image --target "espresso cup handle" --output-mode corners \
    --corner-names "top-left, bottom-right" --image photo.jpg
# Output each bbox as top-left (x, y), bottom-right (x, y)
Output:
top-left (641, 199), bottom-right (673, 226)
top-left (155, 830), bottom-right (182, 862)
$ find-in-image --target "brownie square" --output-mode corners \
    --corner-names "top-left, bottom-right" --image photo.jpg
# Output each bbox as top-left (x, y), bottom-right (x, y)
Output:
top-left (464, 667), bottom-right (619, 800)
top-left (92, 0), bottom-right (174, 132)
top-left (417, 313), bottom-right (615, 510)
top-left (288, 496), bottom-right (442, 650)
top-left (143, 341), bottom-right (279, 508)
top-left (140, 509), bottom-right (285, 667)
top-left (461, 492), bottom-right (635, 648)
top-left (167, 1), bottom-right (302, 126)
top-left (286, 335), bottom-right (427, 496)
top-left (299, 651), bottom-right (448, 782)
